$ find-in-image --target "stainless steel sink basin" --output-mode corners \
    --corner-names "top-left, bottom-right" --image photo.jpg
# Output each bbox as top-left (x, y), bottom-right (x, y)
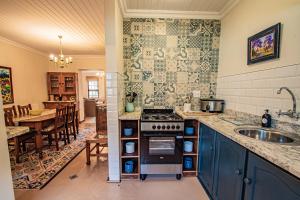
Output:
top-left (234, 127), bottom-right (295, 144)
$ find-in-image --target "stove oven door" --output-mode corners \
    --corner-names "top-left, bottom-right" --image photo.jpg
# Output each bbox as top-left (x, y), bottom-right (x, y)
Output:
top-left (141, 132), bottom-right (183, 164)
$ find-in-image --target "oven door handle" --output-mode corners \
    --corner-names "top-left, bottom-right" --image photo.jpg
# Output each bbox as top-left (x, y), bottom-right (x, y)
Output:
top-left (149, 147), bottom-right (174, 150)
top-left (143, 133), bottom-right (182, 137)
top-left (149, 139), bottom-right (174, 142)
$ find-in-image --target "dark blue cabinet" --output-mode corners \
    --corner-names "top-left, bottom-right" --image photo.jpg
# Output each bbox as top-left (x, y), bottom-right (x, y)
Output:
top-left (198, 125), bottom-right (300, 200)
top-left (198, 124), bottom-right (216, 194)
top-left (212, 134), bottom-right (246, 200)
top-left (244, 152), bottom-right (300, 200)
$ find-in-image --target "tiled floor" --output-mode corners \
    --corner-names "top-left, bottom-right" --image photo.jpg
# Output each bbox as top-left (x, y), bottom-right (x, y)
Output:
top-left (14, 141), bottom-right (209, 200)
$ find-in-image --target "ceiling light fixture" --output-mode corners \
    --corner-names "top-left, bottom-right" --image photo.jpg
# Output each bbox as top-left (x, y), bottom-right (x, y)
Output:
top-left (49, 35), bottom-right (73, 68)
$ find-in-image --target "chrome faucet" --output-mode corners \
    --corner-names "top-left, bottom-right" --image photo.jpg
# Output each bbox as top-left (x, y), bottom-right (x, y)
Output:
top-left (276, 87), bottom-right (300, 120)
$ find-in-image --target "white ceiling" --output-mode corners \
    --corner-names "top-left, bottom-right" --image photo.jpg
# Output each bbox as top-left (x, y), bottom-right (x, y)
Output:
top-left (120, 0), bottom-right (239, 19)
top-left (0, 0), bottom-right (105, 55)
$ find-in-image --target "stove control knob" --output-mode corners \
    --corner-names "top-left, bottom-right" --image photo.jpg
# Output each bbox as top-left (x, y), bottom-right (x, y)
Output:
top-left (176, 125), bottom-right (180, 130)
top-left (162, 125), bottom-right (166, 129)
top-left (167, 125), bottom-right (170, 129)
top-left (157, 125), bottom-right (161, 129)
top-left (171, 125), bottom-right (175, 129)
top-left (152, 125), bottom-right (156, 129)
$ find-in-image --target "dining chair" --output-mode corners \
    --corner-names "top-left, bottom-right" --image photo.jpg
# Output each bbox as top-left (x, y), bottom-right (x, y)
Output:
top-left (4, 105), bottom-right (18, 117)
top-left (86, 105), bottom-right (107, 165)
top-left (65, 104), bottom-right (76, 143)
top-left (4, 106), bottom-right (19, 150)
top-left (4, 111), bottom-right (36, 163)
top-left (41, 106), bottom-right (68, 151)
top-left (17, 104), bottom-right (32, 116)
top-left (75, 103), bottom-right (79, 135)
top-left (85, 130), bottom-right (108, 165)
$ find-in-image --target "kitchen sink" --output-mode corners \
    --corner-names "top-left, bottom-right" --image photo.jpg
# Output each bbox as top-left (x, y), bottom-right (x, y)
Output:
top-left (234, 127), bottom-right (295, 144)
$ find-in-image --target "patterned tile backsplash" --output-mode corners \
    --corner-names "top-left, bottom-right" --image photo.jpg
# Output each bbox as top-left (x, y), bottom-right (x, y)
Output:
top-left (123, 18), bottom-right (221, 109)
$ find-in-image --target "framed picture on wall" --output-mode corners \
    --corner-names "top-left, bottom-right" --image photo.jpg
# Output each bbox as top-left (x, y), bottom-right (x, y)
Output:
top-left (0, 66), bottom-right (14, 104)
top-left (247, 23), bottom-right (281, 65)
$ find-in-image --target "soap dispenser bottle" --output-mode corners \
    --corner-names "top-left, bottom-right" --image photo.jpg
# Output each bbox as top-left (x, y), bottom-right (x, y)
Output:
top-left (262, 109), bottom-right (272, 128)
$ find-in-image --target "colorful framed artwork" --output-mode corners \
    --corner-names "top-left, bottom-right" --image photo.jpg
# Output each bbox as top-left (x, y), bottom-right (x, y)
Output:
top-left (247, 23), bottom-right (281, 65)
top-left (0, 66), bottom-right (14, 104)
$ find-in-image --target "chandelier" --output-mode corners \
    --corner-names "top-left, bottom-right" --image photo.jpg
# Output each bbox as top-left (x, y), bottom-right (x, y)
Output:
top-left (49, 35), bottom-right (73, 68)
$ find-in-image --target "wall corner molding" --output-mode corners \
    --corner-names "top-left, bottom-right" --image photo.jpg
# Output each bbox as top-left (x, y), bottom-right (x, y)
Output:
top-left (69, 55), bottom-right (105, 59)
top-left (219, 0), bottom-right (240, 18)
top-left (0, 35), bottom-right (47, 57)
top-left (119, 0), bottom-right (240, 19)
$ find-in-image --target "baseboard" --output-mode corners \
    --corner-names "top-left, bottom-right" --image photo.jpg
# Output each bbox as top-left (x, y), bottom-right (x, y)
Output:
top-left (106, 177), bottom-right (121, 183)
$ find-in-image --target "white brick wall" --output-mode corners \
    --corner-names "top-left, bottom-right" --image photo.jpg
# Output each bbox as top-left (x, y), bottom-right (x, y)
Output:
top-left (106, 72), bottom-right (121, 181)
top-left (217, 64), bottom-right (300, 124)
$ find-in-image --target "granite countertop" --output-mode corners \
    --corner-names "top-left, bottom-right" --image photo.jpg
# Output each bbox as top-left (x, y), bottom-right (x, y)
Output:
top-left (119, 111), bottom-right (141, 120)
top-left (176, 109), bottom-right (218, 119)
top-left (176, 110), bottom-right (300, 179)
top-left (7, 126), bottom-right (30, 140)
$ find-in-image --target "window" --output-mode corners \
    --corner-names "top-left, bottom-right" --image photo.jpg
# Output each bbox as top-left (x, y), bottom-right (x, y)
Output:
top-left (88, 80), bottom-right (99, 98)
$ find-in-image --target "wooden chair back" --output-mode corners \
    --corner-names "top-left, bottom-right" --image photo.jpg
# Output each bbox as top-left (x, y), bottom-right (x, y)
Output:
top-left (4, 105), bottom-right (18, 117)
top-left (17, 104), bottom-right (32, 116)
top-left (4, 111), bottom-right (15, 126)
top-left (66, 104), bottom-right (76, 124)
top-left (55, 106), bottom-right (67, 129)
top-left (96, 105), bottom-right (107, 134)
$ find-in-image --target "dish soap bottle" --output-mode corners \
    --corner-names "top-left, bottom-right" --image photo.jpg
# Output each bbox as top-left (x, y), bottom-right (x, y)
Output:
top-left (262, 109), bottom-right (272, 128)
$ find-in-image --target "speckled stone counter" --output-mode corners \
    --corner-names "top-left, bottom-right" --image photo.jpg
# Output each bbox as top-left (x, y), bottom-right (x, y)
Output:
top-left (176, 110), bottom-right (217, 120)
top-left (6, 126), bottom-right (30, 139)
top-left (119, 111), bottom-right (141, 120)
top-left (176, 110), bottom-right (300, 179)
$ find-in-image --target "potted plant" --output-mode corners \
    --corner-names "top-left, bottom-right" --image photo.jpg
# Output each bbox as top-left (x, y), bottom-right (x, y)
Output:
top-left (184, 94), bottom-right (192, 112)
top-left (125, 92), bottom-right (137, 112)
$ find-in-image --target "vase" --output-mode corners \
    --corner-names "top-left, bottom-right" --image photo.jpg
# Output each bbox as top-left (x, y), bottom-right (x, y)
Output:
top-left (125, 102), bottom-right (135, 112)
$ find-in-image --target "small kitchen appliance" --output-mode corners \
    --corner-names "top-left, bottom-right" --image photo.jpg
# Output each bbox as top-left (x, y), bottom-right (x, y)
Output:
top-left (200, 98), bottom-right (225, 113)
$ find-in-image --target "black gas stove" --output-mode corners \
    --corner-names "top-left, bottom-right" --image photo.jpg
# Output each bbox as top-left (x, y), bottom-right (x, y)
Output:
top-left (140, 109), bottom-right (184, 180)
top-left (141, 109), bottom-right (184, 132)
top-left (141, 109), bottom-right (183, 122)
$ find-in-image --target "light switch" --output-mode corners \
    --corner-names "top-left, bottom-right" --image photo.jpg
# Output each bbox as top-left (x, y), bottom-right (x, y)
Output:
top-left (193, 90), bottom-right (201, 98)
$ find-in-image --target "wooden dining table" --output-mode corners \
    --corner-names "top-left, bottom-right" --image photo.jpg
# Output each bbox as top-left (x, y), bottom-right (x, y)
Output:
top-left (13, 109), bottom-right (56, 159)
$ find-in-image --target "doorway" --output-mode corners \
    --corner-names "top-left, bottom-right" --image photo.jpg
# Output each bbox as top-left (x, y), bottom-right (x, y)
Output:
top-left (78, 70), bottom-right (106, 122)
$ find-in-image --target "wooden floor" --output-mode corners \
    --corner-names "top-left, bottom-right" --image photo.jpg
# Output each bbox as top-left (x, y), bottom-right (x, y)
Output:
top-left (14, 136), bottom-right (209, 200)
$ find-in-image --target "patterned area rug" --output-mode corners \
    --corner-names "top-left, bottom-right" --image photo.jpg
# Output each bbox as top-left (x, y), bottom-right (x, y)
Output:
top-left (10, 123), bottom-right (99, 190)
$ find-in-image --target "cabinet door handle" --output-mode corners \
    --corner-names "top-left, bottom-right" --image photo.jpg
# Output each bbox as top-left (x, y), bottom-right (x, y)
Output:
top-left (235, 169), bottom-right (241, 175)
top-left (244, 177), bottom-right (252, 184)
top-left (210, 145), bottom-right (213, 151)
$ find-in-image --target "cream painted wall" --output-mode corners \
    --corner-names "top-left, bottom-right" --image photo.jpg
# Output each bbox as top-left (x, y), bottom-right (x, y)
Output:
top-left (219, 0), bottom-right (300, 77)
top-left (217, 0), bottom-right (300, 123)
top-left (0, 39), bottom-right (48, 109)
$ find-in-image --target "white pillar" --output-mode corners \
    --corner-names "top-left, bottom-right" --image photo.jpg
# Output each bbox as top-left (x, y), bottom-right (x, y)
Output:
top-left (104, 0), bottom-right (124, 182)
